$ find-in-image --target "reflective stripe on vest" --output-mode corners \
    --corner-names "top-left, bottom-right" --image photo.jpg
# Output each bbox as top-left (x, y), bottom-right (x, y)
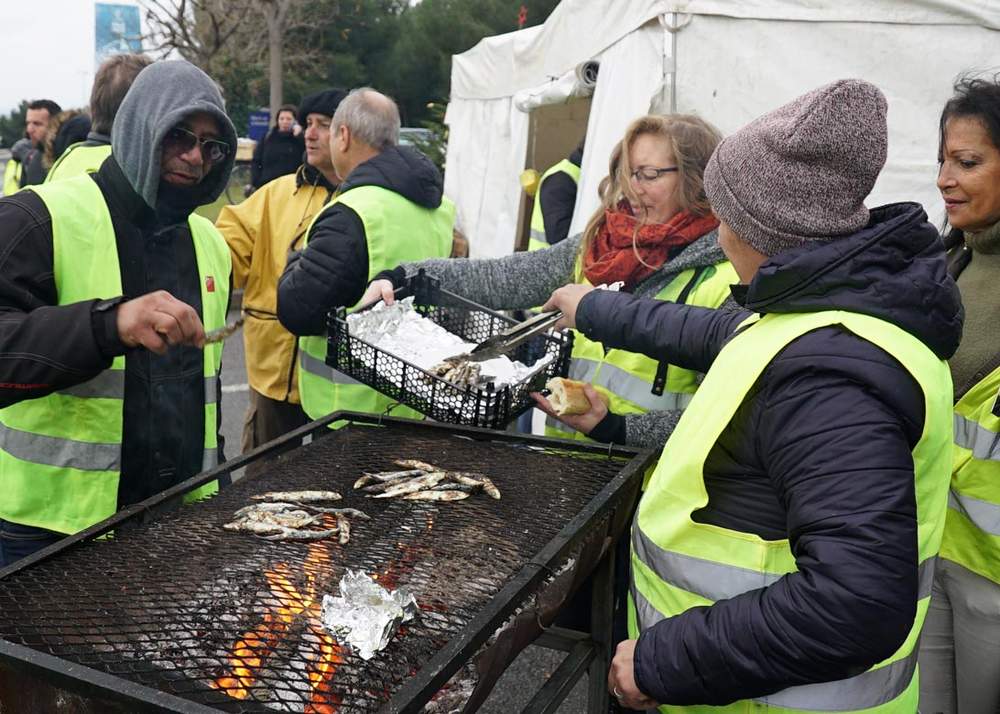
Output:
top-left (632, 522), bottom-right (939, 604)
top-left (528, 159), bottom-right (580, 251)
top-left (299, 349), bottom-right (362, 386)
top-left (630, 310), bottom-right (953, 713)
top-left (629, 573), bottom-right (928, 711)
top-left (297, 185), bottom-right (454, 421)
top-left (544, 260), bottom-right (736, 443)
top-left (44, 143), bottom-right (112, 183)
top-left (953, 411), bottom-right (1000, 460)
top-left (941, 364), bottom-right (1000, 584)
top-left (0, 176), bottom-right (230, 534)
top-left (948, 490), bottom-right (1000, 536)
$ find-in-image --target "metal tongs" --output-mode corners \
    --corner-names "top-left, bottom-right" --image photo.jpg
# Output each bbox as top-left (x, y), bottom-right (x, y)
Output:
top-left (467, 310), bottom-right (562, 362)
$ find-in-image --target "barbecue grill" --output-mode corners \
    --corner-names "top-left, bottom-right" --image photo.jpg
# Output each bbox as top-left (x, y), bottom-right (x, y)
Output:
top-left (0, 413), bottom-right (653, 713)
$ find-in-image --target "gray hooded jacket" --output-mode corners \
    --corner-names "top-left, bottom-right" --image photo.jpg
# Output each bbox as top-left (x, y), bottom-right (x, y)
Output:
top-left (10, 138), bottom-right (32, 163)
top-left (112, 59), bottom-right (237, 210)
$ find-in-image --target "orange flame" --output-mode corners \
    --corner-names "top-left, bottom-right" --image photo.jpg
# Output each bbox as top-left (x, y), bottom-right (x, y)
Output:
top-left (212, 540), bottom-right (345, 710)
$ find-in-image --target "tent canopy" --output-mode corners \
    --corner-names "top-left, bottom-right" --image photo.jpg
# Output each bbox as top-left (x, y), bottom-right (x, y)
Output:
top-left (445, 0), bottom-right (1000, 258)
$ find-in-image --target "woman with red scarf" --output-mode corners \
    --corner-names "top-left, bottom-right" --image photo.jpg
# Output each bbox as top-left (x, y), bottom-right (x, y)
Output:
top-left (364, 114), bottom-right (737, 447)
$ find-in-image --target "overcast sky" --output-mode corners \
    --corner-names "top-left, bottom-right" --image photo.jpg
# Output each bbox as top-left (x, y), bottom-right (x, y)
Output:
top-left (1, 0), bottom-right (424, 117)
top-left (0, 1), bottom-right (121, 115)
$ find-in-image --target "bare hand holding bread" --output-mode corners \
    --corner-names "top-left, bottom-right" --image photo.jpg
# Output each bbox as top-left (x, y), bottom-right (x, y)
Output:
top-left (544, 377), bottom-right (609, 416)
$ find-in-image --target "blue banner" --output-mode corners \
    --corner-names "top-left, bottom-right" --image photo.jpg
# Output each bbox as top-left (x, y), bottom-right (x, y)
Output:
top-left (248, 111), bottom-right (271, 142)
top-left (95, 3), bottom-right (142, 68)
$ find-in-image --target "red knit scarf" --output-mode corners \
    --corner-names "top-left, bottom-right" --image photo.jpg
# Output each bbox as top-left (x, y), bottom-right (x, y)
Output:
top-left (583, 205), bottom-right (719, 289)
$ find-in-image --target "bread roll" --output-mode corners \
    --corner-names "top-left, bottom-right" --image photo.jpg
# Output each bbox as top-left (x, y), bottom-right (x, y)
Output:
top-left (546, 377), bottom-right (594, 416)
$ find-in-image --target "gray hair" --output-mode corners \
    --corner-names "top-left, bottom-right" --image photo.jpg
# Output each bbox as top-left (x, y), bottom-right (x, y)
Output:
top-left (332, 87), bottom-right (400, 151)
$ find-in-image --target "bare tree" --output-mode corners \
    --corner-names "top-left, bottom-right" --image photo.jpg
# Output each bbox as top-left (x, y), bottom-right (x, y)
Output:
top-left (259, 0), bottom-right (293, 121)
top-left (142, 0), bottom-right (320, 121)
top-left (142, 0), bottom-right (257, 74)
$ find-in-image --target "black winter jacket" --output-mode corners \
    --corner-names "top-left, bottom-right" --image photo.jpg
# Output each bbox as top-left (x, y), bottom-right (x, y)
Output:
top-left (251, 129), bottom-right (306, 189)
top-left (538, 145), bottom-right (582, 247)
top-left (576, 203), bottom-right (963, 705)
top-left (277, 145), bottom-right (446, 336)
top-left (0, 157), bottom-right (228, 509)
top-left (20, 145), bottom-right (46, 187)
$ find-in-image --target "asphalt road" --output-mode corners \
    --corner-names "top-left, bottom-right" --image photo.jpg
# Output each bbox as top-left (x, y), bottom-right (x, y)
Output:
top-left (218, 301), bottom-right (588, 712)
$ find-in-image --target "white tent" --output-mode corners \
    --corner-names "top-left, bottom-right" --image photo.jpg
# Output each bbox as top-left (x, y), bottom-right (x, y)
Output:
top-left (444, 0), bottom-right (1000, 258)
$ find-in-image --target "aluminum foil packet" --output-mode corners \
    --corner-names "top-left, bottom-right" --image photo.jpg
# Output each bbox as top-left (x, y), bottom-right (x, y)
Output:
top-left (320, 570), bottom-right (419, 660)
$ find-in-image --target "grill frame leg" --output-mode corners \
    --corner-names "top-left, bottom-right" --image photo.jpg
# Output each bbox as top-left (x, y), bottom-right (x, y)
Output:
top-left (518, 547), bottom-right (617, 714)
top-left (520, 639), bottom-right (597, 714)
top-left (588, 548), bottom-right (615, 714)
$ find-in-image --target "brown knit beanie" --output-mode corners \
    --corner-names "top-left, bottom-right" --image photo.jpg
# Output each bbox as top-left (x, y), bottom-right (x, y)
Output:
top-left (704, 79), bottom-right (888, 256)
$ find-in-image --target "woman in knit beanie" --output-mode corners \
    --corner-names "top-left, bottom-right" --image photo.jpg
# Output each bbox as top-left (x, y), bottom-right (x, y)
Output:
top-left (545, 79), bottom-right (962, 711)
top-left (918, 75), bottom-right (1000, 714)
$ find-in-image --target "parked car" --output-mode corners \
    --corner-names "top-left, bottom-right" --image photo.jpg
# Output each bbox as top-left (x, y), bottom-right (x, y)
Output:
top-left (399, 127), bottom-right (433, 147)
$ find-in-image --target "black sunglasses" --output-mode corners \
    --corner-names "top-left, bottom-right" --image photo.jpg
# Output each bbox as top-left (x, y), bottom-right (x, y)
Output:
top-left (163, 126), bottom-right (230, 163)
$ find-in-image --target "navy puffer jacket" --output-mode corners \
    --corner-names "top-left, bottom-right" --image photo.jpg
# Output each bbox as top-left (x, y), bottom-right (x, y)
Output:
top-left (576, 203), bottom-right (963, 705)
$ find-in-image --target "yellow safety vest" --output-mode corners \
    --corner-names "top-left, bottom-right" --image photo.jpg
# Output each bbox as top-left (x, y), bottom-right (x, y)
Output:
top-left (528, 159), bottom-right (581, 251)
top-left (0, 176), bottom-right (230, 535)
top-left (629, 310), bottom-right (953, 712)
top-left (2, 158), bottom-right (22, 196)
top-left (44, 142), bottom-right (112, 183)
top-left (941, 363), bottom-right (1000, 584)
top-left (545, 258), bottom-right (738, 441)
top-left (298, 186), bottom-right (454, 422)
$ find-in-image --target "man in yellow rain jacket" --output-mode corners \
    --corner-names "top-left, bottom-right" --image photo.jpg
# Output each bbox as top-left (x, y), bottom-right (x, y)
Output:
top-left (216, 89), bottom-right (346, 459)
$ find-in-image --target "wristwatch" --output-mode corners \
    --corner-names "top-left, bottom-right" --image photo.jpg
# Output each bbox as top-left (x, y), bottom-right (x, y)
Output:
top-left (93, 296), bottom-right (127, 313)
top-left (91, 295), bottom-right (128, 357)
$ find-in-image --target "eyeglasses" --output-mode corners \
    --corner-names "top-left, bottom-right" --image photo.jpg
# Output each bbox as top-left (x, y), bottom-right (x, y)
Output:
top-left (630, 166), bottom-right (679, 183)
top-left (163, 126), bottom-right (230, 163)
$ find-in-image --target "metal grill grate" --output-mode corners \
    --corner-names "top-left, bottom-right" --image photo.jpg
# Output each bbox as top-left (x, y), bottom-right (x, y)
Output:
top-left (327, 271), bottom-right (573, 429)
top-left (0, 419), bottom-right (643, 713)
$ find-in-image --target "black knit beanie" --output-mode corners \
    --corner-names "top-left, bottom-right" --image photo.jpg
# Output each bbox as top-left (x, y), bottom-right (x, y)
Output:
top-left (297, 89), bottom-right (348, 125)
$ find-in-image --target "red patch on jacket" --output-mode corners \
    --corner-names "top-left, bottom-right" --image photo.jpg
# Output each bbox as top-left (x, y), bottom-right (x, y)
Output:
top-left (205, 276), bottom-right (215, 293)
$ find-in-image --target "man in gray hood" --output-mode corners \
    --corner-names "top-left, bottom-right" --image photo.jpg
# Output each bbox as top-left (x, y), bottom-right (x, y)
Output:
top-left (0, 60), bottom-right (237, 566)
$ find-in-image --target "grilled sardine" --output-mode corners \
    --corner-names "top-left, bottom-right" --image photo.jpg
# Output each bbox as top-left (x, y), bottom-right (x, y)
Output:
top-left (373, 472), bottom-right (447, 498)
top-left (403, 490), bottom-right (470, 501)
top-left (252, 490), bottom-right (342, 503)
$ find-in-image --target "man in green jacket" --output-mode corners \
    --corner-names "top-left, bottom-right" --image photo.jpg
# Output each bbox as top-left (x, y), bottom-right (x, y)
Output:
top-left (276, 87), bottom-right (454, 422)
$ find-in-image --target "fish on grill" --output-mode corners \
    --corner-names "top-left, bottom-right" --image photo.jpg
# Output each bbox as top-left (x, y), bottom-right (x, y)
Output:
top-left (394, 459), bottom-right (438, 472)
top-left (305, 506), bottom-right (372, 520)
top-left (403, 490), bottom-right (470, 501)
top-left (430, 482), bottom-right (479, 493)
top-left (374, 472), bottom-right (448, 499)
top-left (251, 510), bottom-right (318, 529)
top-left (356, 460), bottom-right (502, 502)
top-left (225, 501), bottom-right (369, 542)
top-left (335, 513), bottom-right (351, 544)
top-left (233, 501), bottom-right (306, 516)
top-left (446, 472), bottom-right (501, 500)
top-left (222, 520), bottom-right (340, 541)
top-left (252, 490), bottom-right (342, 503)
top-left (353, 469), bottom-right (425, 489)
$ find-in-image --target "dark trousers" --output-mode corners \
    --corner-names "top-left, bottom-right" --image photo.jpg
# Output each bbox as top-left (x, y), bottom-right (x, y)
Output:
top-left (0, 520), bottom-right (63, 568)
top-left (241, 388), bottom-right (310, 477)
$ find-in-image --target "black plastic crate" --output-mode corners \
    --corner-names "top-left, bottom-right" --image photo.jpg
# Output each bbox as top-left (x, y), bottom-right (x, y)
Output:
top-left (326, 270), bottom-right (572, 429)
